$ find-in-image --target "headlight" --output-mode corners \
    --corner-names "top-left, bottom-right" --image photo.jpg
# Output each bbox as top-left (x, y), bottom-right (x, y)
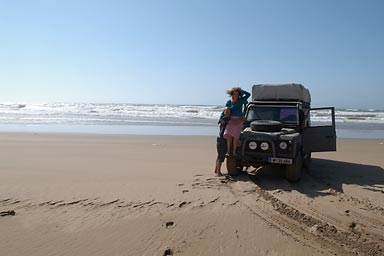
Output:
top-left (260, 142), bottom-right (269, 151)
top-left (279, 141), bottom-right (288, 150)
top-left (248, 141), bottom-right (257, 150)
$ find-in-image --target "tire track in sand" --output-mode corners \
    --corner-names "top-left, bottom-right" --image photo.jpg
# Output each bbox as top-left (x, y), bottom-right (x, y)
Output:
top-left (229, 174), bottom-right (384, 256)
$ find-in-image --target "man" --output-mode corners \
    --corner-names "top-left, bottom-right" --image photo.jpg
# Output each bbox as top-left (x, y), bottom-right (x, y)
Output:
top-left (215, 107), bottom-right (230, 176)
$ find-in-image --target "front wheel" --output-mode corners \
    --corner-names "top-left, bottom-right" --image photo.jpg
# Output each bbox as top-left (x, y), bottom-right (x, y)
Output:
top-left (303, 152), bottom-right (312, 172)
top-left (226, 156), bottom-right (242, 176)
top-left (285, 151), bottom-right (303, 182)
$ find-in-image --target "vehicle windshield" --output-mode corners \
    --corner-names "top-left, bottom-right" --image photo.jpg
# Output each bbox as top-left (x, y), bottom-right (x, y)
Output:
top-left (246, 105), bottom-right (299, 125)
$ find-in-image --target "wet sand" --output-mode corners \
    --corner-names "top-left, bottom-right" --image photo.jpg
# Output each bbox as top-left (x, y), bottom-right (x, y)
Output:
top-left (0, 133), bottom-right (383, 255)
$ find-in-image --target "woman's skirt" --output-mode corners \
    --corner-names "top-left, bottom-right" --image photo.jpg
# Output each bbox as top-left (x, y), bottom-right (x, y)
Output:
top-left (224, 116), bottom-right (243, 139)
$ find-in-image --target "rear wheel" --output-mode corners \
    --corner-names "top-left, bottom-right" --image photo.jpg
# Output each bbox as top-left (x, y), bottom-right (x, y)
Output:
top-left (226, 156), bottom-right (242, 176)
top-left (285, 151), bottom-right (303, 182)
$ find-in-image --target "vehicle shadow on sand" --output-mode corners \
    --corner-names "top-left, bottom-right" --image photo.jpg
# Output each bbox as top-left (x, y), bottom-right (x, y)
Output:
top-left (243, 158), bottom-right (384, 198)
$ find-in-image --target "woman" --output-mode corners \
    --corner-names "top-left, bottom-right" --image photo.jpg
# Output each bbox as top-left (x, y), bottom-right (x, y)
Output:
top-left (224, 87), bottom-right (251, 156)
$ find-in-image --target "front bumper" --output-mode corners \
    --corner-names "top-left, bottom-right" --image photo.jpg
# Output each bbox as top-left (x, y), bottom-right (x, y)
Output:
top-left (240, 154), bottom-right (293, 166)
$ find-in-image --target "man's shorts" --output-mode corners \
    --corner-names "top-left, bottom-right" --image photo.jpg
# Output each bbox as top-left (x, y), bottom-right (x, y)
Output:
top-left (216, 137), bottom-right (227, 162)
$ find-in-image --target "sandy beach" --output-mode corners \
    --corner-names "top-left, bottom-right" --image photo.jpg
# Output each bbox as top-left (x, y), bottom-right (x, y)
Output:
top-left (0, 133), bottom-right (383, 256)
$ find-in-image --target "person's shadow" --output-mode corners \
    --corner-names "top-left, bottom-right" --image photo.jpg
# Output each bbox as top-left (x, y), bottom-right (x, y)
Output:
top-left (241, 158), bottom-right (384, 198)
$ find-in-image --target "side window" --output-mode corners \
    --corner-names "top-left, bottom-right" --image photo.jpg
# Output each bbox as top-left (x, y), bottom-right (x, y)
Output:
top-left (309, 108), bottom-right (335, 127)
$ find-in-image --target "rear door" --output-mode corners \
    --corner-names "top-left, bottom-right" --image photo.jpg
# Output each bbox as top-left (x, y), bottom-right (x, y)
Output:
top-left (302, 107), bottom-right (336, 152)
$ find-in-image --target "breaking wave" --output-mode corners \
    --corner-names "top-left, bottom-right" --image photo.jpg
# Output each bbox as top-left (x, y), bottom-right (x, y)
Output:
top-left (0, 103), bottom-right (383, 129)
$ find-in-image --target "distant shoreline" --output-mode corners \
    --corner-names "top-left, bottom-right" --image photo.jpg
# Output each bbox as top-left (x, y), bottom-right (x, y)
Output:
top-left (1, 102), bottom-right (383, 138)
top-left (0, 124), bottom-right (383, 139)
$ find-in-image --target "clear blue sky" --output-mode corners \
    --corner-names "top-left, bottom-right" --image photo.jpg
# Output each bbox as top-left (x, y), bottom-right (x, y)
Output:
top-left (1, 0), bottom-right (383, 109)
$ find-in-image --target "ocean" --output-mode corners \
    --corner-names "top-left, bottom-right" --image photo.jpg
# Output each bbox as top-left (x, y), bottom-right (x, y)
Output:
top-left (0, 103), bottom-right (383, 138)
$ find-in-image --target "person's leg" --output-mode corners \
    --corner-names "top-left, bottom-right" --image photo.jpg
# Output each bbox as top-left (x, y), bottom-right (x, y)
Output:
top-left (226, 136), bottom-right (233, 156)
top-left (214, 160), bottom-right (218, 174)
top-left (216, 137), bottom-right (226, 175)
top-left (232, 119), bottom-right (243, 156)
top-left (233, 137), bottom-right (239, 156)
top-left (215, 159), bottom-right (223, 176)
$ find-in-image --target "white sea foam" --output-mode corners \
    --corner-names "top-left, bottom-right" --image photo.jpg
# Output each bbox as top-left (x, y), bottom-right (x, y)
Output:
top-left (0, 103), bottom-right (383, 127)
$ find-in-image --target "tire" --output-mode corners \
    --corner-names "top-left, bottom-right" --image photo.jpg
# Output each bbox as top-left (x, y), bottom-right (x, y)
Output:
top-left (250, 120), bottom-right (283, 132)
top-left (226, 156), bottom-right (242, 176)
top-left (285, 151), bottom-right (303, 182)
top-left (303, 152), bottom-right (312, 172)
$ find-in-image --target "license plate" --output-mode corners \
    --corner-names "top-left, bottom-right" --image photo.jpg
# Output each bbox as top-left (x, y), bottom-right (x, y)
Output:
top-left (268, 157), bottom-right (292, 165)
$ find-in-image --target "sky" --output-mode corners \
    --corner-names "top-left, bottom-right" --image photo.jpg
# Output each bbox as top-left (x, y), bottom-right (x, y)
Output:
top-left (0, 0), bottom-right (383, 109)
